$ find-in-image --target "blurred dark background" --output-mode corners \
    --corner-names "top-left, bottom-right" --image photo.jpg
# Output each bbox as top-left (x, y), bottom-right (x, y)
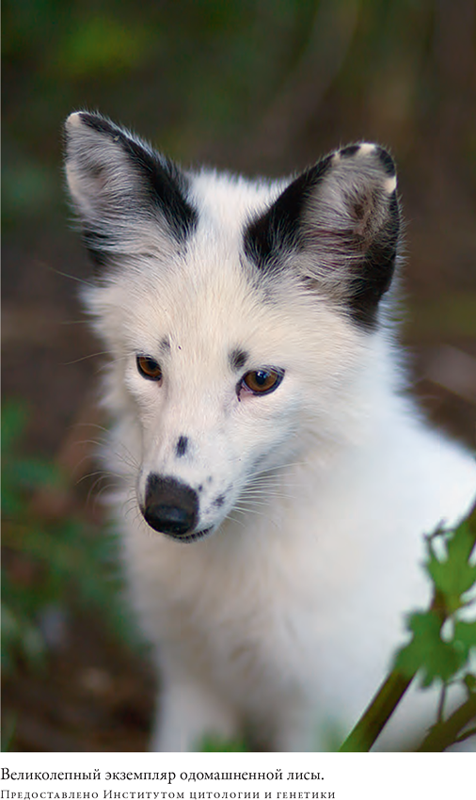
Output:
top-left (2, 0), bottom-right (476, 751)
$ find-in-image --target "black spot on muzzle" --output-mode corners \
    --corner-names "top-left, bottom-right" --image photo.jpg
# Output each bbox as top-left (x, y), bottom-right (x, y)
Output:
top-left (143, 475), bottom-right (198, 538)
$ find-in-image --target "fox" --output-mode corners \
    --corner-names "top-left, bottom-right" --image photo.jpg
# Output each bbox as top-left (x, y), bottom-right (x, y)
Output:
top-left (64, 111), bottom-right (476, 752)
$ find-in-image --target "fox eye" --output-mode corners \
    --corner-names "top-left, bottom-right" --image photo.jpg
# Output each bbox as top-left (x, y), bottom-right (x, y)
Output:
top-left (137, 355), bottom-right (163, 381)
top-left (240, 368), bottom-right (284, 396)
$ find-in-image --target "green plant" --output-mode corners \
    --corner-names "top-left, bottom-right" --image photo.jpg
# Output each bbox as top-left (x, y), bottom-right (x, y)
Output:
top-left (200, 734), bottom-right (249, 752)
top-left (340, 502), bottom-right (476, 752)
top-left (1, 401), bottom-right (131, 675)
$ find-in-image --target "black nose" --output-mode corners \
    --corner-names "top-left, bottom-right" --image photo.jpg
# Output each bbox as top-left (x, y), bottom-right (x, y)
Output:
top-left (143, 475), bottom-right (198, 538)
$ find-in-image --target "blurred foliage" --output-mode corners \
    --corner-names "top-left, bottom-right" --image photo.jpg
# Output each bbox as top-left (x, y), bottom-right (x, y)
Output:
top-left (409, 295), bottom-right (476, 339)
top-left (3, 0), bottom-right (476, 231)
top-left (395, 510), bottom-right (476, 689)
top-left (200, 734), bottom-right (249, 752)
top-left (2, 0), bottom-right (319, 226)
top-left (1, 402), bottom-right (131, 675)
top-left (340, 504), bottom-right (476, 751)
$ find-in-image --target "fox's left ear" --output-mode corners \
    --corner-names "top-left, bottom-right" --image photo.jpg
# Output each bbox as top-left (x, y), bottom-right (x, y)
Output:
top-left (244, 143), bottom-right (400, 329)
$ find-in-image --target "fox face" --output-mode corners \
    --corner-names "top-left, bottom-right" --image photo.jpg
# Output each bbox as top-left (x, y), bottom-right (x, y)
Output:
top-left (65, 112), bottom-right (400, 542)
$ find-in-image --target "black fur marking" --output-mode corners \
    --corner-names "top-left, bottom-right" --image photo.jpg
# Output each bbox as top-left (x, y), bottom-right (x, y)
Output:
top-left (229, 348), bottom-right (248, 371)
top-left (244, 144), bottom-right (400, 331)
top-left (176, 436), bottom-right (189, 458)
top-left (375, 146), bottom-right (396, 176)
top-left (244, 155), bottom-right (333, 271)
top-left (160, 336), bottom-right (171, 353)
top-left (78, 112), bottom-right (121, 138)
top-left (347, 192), bottom-right (400, 329)
top-left (213, 495), bottom-right (225, 508)
top-left (340, 144), bottom-right (360, 158)
top-left (78, 113), bottom-right (198, 244)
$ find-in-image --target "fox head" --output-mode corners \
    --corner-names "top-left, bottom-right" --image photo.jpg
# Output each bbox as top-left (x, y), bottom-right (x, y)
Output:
top-left (65, 111), bottom-right (401, 542)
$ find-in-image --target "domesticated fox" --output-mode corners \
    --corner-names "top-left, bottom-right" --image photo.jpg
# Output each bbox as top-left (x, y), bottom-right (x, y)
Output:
top-left (64, 111), bottom-right (476, 751)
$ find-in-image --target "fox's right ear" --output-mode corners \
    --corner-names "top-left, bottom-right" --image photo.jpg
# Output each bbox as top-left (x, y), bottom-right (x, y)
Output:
top-left (64, 111), bottom-right (197, 267)
top-left (244, 143), bottom-right (400, 330)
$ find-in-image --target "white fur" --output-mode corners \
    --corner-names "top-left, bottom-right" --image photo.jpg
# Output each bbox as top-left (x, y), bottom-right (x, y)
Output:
top-left (68, 121), bottom-right (476, 751)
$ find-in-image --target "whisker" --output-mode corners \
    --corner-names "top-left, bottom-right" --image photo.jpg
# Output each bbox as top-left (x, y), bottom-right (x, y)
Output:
top-left (52, 267), bottom-right (96, 288)
top-left (241, 486), bottom-right (296, 497)
top-left (95, 482), bottom-right (120, 503)
top-left (63, 351), bottom-right (111, 366)
top-left (87, 480), bottom-right (116, 509)
top-left (124, 500), bottom-right (142, 524)
top-left (74, 422), bottom-right (110, 433)
top-left (236, 498), bottom-right (273, 508)
top-left (251, 460), bottom-right (307, 477)
top-left (76, 469), bottom-right (108, 486)
top-left (231, 504), bottom-right (270, 521)
top-left (226, 512), bottom-right (247, 530)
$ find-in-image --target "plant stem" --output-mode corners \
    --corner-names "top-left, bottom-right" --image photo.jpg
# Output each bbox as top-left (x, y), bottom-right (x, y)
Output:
top-left (339, 670), bottom-right (414, 752)
top-left (416, 693), bottom-right (476, 751)
top-left (436, 682), bottom-right (447, 723)
top-left (454, 726), bottom-right (476, 745)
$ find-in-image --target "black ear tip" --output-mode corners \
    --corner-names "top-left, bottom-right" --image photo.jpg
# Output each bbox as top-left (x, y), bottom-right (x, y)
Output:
top-left (339, 144), bottom-right (361, 159)
top-left (65, 111), bottom-right (119, 140)
top-left (336, 142), bottom-right (397, 179)
top-left (374, 146), bottom-right (396, 177)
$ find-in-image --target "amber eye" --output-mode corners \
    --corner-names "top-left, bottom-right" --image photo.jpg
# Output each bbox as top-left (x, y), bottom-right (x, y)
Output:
top-left (137, 355), bottom-right (163, 381)
top-left (241, 368), bottom-right (284, 396)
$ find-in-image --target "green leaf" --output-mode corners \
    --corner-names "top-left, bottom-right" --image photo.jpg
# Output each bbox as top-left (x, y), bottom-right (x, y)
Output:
top-left (453, 620), bottom-right (476, 660)
top-left (463, 673), bottom-right (476, 693)
top-left (425, 523), bottom-right (476, 611)
top-left (395, 611), bottom-right (467, 687)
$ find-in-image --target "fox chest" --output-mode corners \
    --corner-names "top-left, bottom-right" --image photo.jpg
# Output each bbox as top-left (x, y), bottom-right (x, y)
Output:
top-left (127, 531), bottom-right (324, 688)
